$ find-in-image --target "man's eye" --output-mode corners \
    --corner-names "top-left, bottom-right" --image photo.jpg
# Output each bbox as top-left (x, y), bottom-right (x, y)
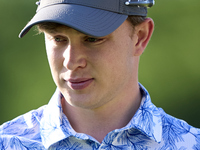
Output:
top-left (85, 37), bottom-right (101, 43)
top-left (55, 37), bottom-right (61, 42)
top-left (54, 37), bottom-right (67, 43)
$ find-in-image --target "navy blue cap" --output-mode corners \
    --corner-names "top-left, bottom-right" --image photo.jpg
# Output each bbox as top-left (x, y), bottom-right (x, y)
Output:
top-left (19, 0), bottom-right (154, 38)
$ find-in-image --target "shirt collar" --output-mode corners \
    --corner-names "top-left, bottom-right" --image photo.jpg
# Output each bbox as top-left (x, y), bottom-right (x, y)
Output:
top-left (40, 88), bottom-right (67, 149)
top-left (40, 84), bottom-right (162, 149)
top-left (40, 89), bottom-right (92, 149)
top-left (126, 83), bottom-right (162, 143)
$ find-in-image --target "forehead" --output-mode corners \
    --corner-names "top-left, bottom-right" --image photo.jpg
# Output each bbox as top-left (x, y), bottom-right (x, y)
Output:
top-left (39, 22), bottom-right (101, 37)
top-left (38, 22), bottom-right (70, 33)
top-left (39, 20), bottom-right (133, 37)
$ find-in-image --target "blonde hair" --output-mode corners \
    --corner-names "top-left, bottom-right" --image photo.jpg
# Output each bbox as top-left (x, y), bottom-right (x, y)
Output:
top-left (37, 16), bottom-right (146, 34)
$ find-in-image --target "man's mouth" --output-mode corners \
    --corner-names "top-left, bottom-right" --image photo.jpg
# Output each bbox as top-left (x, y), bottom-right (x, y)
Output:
top-left (67, 78), bottom-right (94, 90)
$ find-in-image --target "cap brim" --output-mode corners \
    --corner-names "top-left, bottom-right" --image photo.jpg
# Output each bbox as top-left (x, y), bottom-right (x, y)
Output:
top-left (19, 4), bottom-right (128, 38)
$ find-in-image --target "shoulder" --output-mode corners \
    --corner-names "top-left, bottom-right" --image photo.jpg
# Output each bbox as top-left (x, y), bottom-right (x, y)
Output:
top-left (0, 105), bottom-right (46, 149)
top-left (0, 105), bottom-right (45, 134)
top-left (159, 107), bottom-right (200, 132)
top-left (158, 108), bottom-right (200, 149)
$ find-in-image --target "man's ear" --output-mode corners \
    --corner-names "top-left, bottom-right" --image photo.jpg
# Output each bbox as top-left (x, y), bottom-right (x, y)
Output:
top-left (134, 18), bottom-right (154, 56)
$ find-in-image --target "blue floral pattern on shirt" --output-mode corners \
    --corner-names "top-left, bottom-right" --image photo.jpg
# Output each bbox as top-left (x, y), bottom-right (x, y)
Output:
top-left (0, 83), bottom-right (200, 149)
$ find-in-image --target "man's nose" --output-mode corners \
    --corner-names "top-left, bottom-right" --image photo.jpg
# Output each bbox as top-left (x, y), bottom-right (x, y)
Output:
top-left (63, 44), bottom-right (87, 71)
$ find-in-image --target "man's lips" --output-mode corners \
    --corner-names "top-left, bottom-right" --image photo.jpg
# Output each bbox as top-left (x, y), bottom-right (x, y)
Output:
top-left (66, 78), bottom-right (94, 90)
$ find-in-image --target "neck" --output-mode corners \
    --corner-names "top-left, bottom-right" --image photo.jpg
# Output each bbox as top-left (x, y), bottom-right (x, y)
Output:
top-left (61, 83), bottom-right (142, 143)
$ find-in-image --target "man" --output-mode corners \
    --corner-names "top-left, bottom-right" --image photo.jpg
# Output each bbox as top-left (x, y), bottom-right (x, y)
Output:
top-left (0, 0), bottom-right (199, 149)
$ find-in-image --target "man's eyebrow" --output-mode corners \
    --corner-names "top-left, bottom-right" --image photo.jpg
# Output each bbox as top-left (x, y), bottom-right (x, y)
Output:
top-left (43, 29), bottom-right (60, 34)
top-left (43, 28), bottom-right (94, 37)
top-left (43, 27), bottom-right (67, 34)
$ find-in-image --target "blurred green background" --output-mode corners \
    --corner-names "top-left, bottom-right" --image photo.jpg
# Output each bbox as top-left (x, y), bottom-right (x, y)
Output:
top-left (0, 0), bottom-right (200, 127)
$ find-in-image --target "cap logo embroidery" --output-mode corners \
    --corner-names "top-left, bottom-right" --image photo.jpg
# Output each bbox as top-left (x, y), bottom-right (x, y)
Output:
top-left (125, 0), bottom-right (155, 7)
top-left (36, 0), bottom-right (40, 6)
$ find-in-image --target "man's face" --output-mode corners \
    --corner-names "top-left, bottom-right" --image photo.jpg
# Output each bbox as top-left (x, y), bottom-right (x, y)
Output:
top-left (44, 20), bottom-right (140, 110)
